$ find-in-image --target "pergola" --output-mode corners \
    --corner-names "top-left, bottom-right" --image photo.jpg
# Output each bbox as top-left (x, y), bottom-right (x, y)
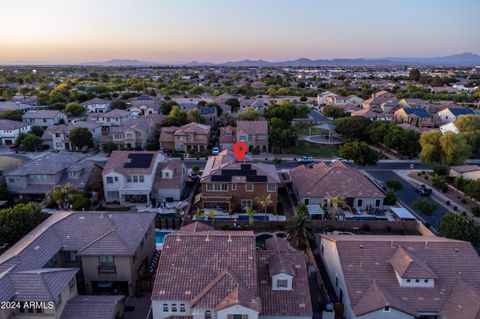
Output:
top-left (310, 123), bottom-right (336, 142)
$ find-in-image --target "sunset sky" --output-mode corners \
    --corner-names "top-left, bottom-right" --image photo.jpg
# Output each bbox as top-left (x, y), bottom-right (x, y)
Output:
top-left (1, 0), bottom-right (479, 64)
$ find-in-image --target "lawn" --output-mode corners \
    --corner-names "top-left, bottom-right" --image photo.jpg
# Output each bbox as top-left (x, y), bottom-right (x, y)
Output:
top-left (283, 141), bottom-right (339, 158)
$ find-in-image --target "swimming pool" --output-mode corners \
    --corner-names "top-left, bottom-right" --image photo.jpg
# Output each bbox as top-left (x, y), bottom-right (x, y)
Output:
top-left (155, 229), bottom-right (173, 249)
top-left (345, 216), bottom-right (389, 221)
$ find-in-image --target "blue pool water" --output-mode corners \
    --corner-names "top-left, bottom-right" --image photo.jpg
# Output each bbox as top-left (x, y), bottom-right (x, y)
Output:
top-left (155, 230), bottom-right (173, 245)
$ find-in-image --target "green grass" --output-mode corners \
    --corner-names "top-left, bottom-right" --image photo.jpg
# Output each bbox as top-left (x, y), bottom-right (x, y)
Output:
top-left (283, 141), bottom-right (339, 157)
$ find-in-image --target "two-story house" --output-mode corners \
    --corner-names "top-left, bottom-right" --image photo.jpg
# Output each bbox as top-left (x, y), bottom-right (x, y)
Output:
top-left (219, 126), bottom-right (236, 151)
top-left (81, 98), bottom-right (111, 113)
top-left (153, 159), bottom-right (187, 201)
top-left (128, 95), bottom-right (162, 116)
top-left (290, 161), bottom-right (385, 212)
top-left (319, 235), bottom-right (480, 319)
top-left (42, 121), bottom-right (101, 151)
top-left (102, 151), bottom-right (166, 205)
top-left (200, 150), bottom-right (280, 213)
top-left (103, 114), bottom-right (162, 150)
top-left (0, 211), bottom-right (156, 319)
top-left (173, 122), bottom-right (211, 153)
top-left (237, 121), bottom-right (269, 153)
top-left (0, 119), bottom-right (31, 145)
top-left (22, 110), bottom-right (68, 130)
top-left (87, 109), bottom-right (132, 134)
top-left (437, 107), bottom-right (476, 124)
top-left (151, 222), bottom-right (312, 319)
top-left (5, 153), bottom-right (101, 199)
top-left (158, 126), bottom-right (178, 151)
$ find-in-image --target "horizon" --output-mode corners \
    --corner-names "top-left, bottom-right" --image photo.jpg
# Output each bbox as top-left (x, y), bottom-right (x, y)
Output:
top-left (1, 0), bottom-right (479, 64)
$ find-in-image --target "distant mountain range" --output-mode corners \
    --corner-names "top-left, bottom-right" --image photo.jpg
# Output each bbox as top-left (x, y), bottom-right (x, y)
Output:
top-left (84, 53), bottom-right (480, 67)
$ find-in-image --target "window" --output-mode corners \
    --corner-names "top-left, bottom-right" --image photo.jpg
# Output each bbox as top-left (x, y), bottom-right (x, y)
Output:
top-left (415, 279), bottom-right (420, 283)
top-left (424, 279), bottom-right (429, 283)
top-left (99, 256), bottom-right (115, 266)
top-left (232, 183), bottom-right (237, 191)
top-left (357, 199), bottom-right (363, 207)
top-left (65, 251), bottom-right (77, 263)
top-left (127, 176), bottom-right (132, 183)
top-left (133, 175), bottom-right (138, 183)
top-left (114, 177), bottom-right (118, 181)
top-left (163, 304), bottom-right (168, 312)
top-left (375, 199), bottom-right (381, 207)
top-left (139, 175), bottom-right (144, 183)
top-left (233, 315), bottom-right (243, 319)
top-left (171, 304), bottom-right (177, 312)
top-left (205, 310), bottom-right (212, 319)
top-left (277, 279), bottom-right (288, 288)
top-left (180, 304), bottom-right (186, 312)
top-left (406, 279), bottom-right (411, 283)
top-left (267, 183), bottom-right (276, 192)
top-left (245, 183), bottom-right (254, 192)
top-left (241, 199), bottom-right (253, 208)
top-left (106, 177), bottom-right (113, 184)
top-left (206, 183), bottom-right (214, 191)
top-left (383, 306), bottom-right (391, 312)
top-left (68, 278), bottom-right (76, 292)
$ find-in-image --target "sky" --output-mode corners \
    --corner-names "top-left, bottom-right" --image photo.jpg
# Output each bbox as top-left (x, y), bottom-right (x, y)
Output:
top-left (0, 0), bottom-right (479, 64)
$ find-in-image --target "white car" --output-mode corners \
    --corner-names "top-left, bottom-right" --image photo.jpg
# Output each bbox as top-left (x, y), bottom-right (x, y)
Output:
top-left (212, 147), bottom-right (219, 155)
top-left (297, 156), bottom-right (313, 163)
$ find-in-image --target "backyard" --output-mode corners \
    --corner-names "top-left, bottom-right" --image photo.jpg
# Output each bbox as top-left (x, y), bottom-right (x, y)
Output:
top-left (283, 141), bottom-right (339, 158)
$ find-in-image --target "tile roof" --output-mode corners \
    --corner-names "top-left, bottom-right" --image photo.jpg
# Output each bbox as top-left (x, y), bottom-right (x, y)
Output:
top-left (0, 119), bottom-right (30, 130)
top-left (153, 159), bottom-right (185, 189)
top-left (23, 110), bottom-right (65, 119)
top-left (321, 235), bottom-right (480, 318)
top-left (103, 151), bottom-right (162, 175)
top-left (152, 227), bottom-right (312, 317)
top-left (159, 126), bottom-right (179, 143)
top-left (81, 98), bottom-right (111, 105)
top-left (290, 161), bottom-right (384, 198)
top-left (5, 152), bottom-right (88, 176)
top-left (60, 295), bottom-right (125, 319)
top-left (173, 122), bottom-right (211, 136)
top-left (237, 121), bottom-right (268, 135)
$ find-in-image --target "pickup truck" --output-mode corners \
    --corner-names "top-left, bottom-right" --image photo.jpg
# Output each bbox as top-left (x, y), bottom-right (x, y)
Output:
top-left (415, 184), bottom-right (432, 196)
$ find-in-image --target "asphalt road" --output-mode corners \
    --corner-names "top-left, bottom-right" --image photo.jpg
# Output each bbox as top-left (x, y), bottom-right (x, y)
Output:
top-left (367, 170), bottom-right (448, 230)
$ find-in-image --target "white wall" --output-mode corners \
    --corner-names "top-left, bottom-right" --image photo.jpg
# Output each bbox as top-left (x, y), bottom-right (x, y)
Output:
top-left (217, 305), bottom-right (259, 319)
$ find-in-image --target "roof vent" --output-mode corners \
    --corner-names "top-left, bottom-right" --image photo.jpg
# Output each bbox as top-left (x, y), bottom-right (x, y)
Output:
top-left (454, 248), bottom-right (459, 252)
top-left (228, 235), bottom-right (232, 242)
top-left (359, 245), bottom-right (364, 249)
top-left (205, 235), bottom-right (210, 242)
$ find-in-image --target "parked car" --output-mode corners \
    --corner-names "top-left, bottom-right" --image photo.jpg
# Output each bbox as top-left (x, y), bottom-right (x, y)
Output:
top-left (331, 157), bottom-right (347, 163)
top-left (9, 144), bottom-right (20, 150)
top-left (415, 184), bottom-right (432, 196)
top-left (212, 147), bottom-right (219, 155)
top-left (297, 156), bottom-right (313, 163)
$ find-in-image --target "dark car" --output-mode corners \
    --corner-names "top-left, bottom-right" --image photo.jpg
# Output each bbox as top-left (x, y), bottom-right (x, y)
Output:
top-left (415, 184), bottom-right (432, 196)
top-left (9, 144), bottom-right (20, 150)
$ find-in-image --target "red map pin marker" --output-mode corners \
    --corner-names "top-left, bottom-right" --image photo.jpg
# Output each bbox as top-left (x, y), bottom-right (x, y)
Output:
top-left (233, 141), bottom-right (247, 161)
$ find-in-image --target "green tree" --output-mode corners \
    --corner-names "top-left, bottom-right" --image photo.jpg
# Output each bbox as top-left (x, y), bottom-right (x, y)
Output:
top-left (386, 179), bottom-right (403, 192)
top-left (409, 68), bottom-right (421, 81)
top-left (237, 107), bottom-right (262, 121)
top-left (465, 179), bottom-right (480, 201)
top-left (20, 133), bottom-right (42, 151)
top-left (71, 196), bottom-right (91, 211)
top-left (163, 106), bottom-right (188, 126)
top-left (245, 206), bottom-right (256, 225)
top-left (0, 109), bottom-right (23, 121)
top-left (0, 203), bottom-right (42, 249)
top-left (65, 102), bottom-right (85, 116)
top-left (255, 194), bottom-right (274, 216)
top-left (47, 183), bottom-right (78, 209)
top-left (334, 116), bottom-right (371, 141)
top-left (160, 101), bottom-right (178, 115)
top-left (69, 127), bottom-right (93, 149)
top-left (455, 115), bottom-right (480, 154)
top-left (110, 100), bottom-right (127, 110)
top-left (102, 142), bottom-right (118, 155)
top-left (225, 98), bottom-right (240, 113)
top-left (286, 204), bottom-right (316, 250)
top-left (419, 130), bottom-right (443, 163)
top-left (413, 198), bottom-right (436, 216)
top-left (440, 132), bottom-right (470, 165)
top-left (30, 126), bottom-right (44, 137)
top-left (323, 105), bottom-right (347, 119)
top-left (186, 109), bottom-right (206, 124)
top-left (339, 141), bottom-right (379, 166)
top-left (438, 212), bottom-right (479, 244)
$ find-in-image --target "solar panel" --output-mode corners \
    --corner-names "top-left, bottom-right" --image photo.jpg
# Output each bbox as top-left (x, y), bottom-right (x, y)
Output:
top-left (124, 153), bottom-right (153, 168)
top-left (221, 169), bottom-right (256, 176)
top-left (211, 175), bottom-right (232, 182)
top-left (241, 164), bottom-right (252, 170)
top-left (246, 175), bottom-right (267, 182)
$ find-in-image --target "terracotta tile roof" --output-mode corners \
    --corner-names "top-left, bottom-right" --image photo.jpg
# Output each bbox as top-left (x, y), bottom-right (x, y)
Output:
top-left (0, 119), bottom-right (30, 130)
top-left (60, 295), bottom-right (125, 319)
top-left (173, 122), bottom-right (211, 136)
top-left (103, 151), bottom-right (161, 175)
top-left (153, 159), bottom-right (185, 189)
top-left (389, 247), bottom-right (437, 279)
top-left (159, 126), bottom-right (179, 143)
top-left (321, 235), bottom-right (480, 318)
top-left (219, 126), bottom-right (236, 144)
top-left (237, 121), bottom-right (268, 135)
top-left (180, 221), bottom-right (214, 232)
top-left (290, 161), bottom-right (384, 198)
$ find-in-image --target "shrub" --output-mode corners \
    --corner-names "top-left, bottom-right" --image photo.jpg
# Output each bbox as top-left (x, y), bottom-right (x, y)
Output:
top-left (433, 176), bottom-right (449, 192)
top-left (472, 206), bottom-right (480, 217)
top-left (417, 172), bottom-right (422, 177)
top-left (386, 179), bottom-right (403, 192)
top-left (384, 190), bottom-right (397, 205)
top-left (432, 164), bottom-right (450, 176)
top-left (453, 206), bottom-right (458, 211)
top-left (413, 199), bottom-right (436, 216)
top-left (72, 197), bottom-right (90, 211)
top-left (192, 164), bottom-right (200, 172)
top-left (424, 175), bottom-right (429, 180)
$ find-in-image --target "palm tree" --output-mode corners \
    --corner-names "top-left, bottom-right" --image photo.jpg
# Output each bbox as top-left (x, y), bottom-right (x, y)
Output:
top-left (205, 209), bottom-right (217, 226)
top-left (286, 204), bottom-right (316, 250)
top-left (245, 206), bottom-right (256, 225)
top-left (324, 195), bottom-right (342, 220)
top-left (47, 183), bottom-right (76, 210)
top-left (255, 194), bottom-right (273, 217)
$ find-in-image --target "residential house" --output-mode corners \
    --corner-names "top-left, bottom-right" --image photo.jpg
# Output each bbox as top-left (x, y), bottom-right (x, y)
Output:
top-left (102, 151), bottom-right (166, 205)
top-left (103, 114), bottom-right (163, 149)
top-left (362, 91), bottom-right (397, 112)
top-left (42, 121), bottom-right (101, 151)
top-left (351, 109), bottom-right (390, 121)
top-left (173, 122), bottom-right (211, 153)
top-left (319, 235), bottom-right (480, 319)
top-left (219, 126), bottom-right (236, 151)
top-left (87, 109), bottom-right (132, 134)
top-left (237, 121), bottom-right (269, 153)
top-left (240, 99), bottom-right (267, 112)
top-left (290, 161), bottom-right (385, 211)
top-left (437, 107), bottom-right (476, 124)
top-left (151, 222), bottom-right (313, 319)
top-left (153, 159), bottom-right (187, 201)
top-left (317, 91), bottom-right (338, 105)
top-left (0, 211), bottom-right (155, 319)
top-left (199, 106), bottom-right (218, 125)
top-left (22, 110), bottom-right (68, 129)
top-left (158, 126), bottom-right (178, 150)
top-left (450, 165), bottom-right (480, 180)
top-left (325, 95), bottom-right (363, 106)
top-left (394, 108), bottom-right (434, 127)
top-left (5, 153), bottom-right (101, 198)
top-left (0, 101), bottom-right (38, 113)
top-left (0, 120), bottom-right (31, 145)
top-left (129, 95), bottom-right (162, 116)
top-left (439, 122), bottom-right (459, 135)
top-left (81, 98), bottom-right (111, 113)
top-left (397, 98), bottom-right (427, 109)
top-left (199, 150), bottom-right (280, 212)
